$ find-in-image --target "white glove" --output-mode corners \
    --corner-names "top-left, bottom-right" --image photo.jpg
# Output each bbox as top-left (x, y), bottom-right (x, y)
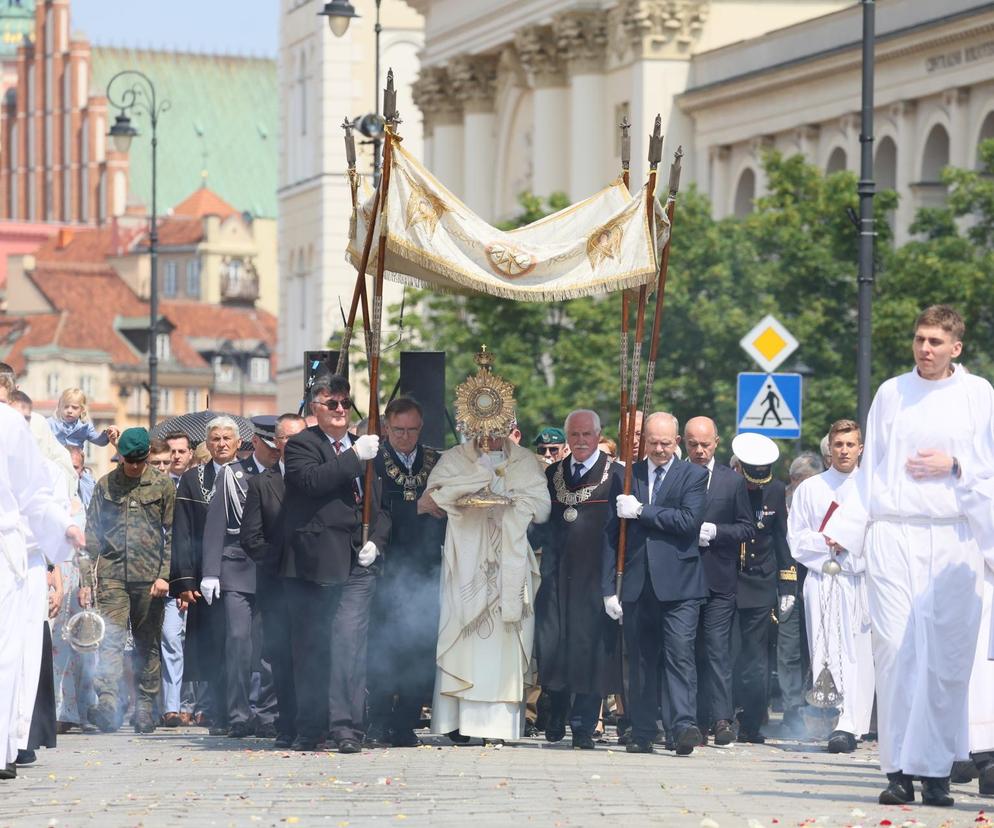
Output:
top-left (779, 594), bottom-right (796, 619)
top-left (616, 494), bottom-right (642, 520)
top-left (200, 577), bottom-right (220, 606)
top-left (603, 595), bottom-right (624, 622)
top-left (358, 540), bottom-right (378, 567)
top-left (353, 434), bottom-right (380, 461)
top-left (698, 522), bottom-right (717, 547)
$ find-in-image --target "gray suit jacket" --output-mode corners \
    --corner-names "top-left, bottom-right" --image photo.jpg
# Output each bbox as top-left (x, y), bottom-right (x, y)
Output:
top-left (202, 456), bottom-right (265, 594)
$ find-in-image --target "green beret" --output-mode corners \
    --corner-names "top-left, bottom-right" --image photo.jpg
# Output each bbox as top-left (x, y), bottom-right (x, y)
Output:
top-left (533, 427), bottom-right (566, 446)
top-left (118, 427), bottom-right (150, 460)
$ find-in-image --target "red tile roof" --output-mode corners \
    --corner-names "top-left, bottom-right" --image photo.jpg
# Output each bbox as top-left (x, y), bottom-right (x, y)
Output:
top-left (172, 187), bottom-right (238, 220)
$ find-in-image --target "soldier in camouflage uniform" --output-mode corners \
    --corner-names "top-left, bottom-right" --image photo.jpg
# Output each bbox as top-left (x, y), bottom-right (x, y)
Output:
top-left (79, 428), bottom-right (175, 733)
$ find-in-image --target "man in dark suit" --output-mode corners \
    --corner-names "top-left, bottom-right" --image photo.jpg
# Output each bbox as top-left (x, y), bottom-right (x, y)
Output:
top-left (730, 432), bottom-right (796, 744)
top-left (366, 397), bottom-right (446, 748)
top-left (201, 416), bottom-right (281, 738)
top-left (684, 417), bottom-right (755, 746)
top-left (281, 375), bottom-right (391, 754)
top-left (602, 411), bottom-right (708, 756)
top-left (241, 413), bottom-right (307, 749)
top-left (170, 416), bottom-right (240, 733)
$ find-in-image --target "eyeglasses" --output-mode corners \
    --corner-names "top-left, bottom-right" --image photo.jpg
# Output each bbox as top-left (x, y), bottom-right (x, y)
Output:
top-left (149, 459), bottom-right (171, 467)
top-left (315, 397), bottom-right (352, 411)
top-left (388, 426), bottom-right (421, 435)
top-left (536, 445), bottom-right (563, 455)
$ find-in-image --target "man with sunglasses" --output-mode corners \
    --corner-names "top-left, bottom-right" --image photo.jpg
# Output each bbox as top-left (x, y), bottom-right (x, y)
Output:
top-left (80, 428), bottom-right (175, 734)
top-left (280, 375), bottom-right (391, 754)
top-left (534, 427), bottom-right (568, 466)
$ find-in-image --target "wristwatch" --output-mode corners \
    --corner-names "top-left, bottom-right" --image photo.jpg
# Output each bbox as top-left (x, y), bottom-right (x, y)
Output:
top-left (951, 456), bottom-right (961, 479)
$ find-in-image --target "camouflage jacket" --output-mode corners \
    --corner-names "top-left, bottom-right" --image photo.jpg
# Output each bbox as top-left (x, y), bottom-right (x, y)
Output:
top-left (83, 465), bottom-right (175, 586)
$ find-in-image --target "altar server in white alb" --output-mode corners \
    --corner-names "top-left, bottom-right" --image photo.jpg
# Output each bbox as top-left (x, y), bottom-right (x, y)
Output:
top-left (825, 305), bottom-right (994, 808)
top-left (0, 394), bottom-right (84, 781)
top-left (788, 418), bottom-right (874, 755)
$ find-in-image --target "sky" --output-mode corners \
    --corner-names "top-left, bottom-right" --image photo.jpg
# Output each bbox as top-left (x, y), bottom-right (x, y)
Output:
top-left (69, 0), bottom-right (279, 57)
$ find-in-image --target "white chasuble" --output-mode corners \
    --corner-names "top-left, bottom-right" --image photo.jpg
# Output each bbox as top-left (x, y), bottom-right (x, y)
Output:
top-left (825, 366), bottom-right (994, 777)
top-left (788, 467), bottom-right (874, 738)
top-left (427, 441), bottom-right (550, 740)
top-left (0, 406), bottom-right (71, 765)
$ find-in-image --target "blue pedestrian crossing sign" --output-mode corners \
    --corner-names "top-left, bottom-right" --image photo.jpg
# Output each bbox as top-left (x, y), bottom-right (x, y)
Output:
top-left (737, 372), bottom-right (802, 439)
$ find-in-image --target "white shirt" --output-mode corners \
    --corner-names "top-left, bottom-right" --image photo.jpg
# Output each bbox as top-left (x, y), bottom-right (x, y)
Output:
top-left (278, 459), bottom-right (285, 477)
top-left (569, 449), bottom-right (601, 481)
top-left (395, 446), bottom-right (419, 472)
top-left (324, 432), bottom-right (353, 453)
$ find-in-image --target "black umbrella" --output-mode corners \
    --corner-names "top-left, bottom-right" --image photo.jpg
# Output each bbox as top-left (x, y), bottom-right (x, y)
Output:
top-left (150, 410), bottom-right (253, 444)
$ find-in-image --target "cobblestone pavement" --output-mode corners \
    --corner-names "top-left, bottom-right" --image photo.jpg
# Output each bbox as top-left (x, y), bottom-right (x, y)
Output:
top-left (1, 723), bottom-right (992, 828)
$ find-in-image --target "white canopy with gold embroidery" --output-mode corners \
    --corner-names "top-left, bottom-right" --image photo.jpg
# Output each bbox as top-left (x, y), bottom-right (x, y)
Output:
top-left (346, 136), bottom-right (669, 302)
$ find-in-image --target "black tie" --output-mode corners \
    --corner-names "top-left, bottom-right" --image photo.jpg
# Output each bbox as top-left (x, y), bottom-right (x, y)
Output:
top-left (571, 461), bottom-right (583, 486)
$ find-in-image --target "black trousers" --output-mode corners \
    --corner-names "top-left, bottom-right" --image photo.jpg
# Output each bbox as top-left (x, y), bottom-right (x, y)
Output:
top-left (735, 606), bottom-right (773, 732)
top-left (695, 590), bottom-right (736, 728)
top-left (258, 579), bottom-right (296, 738)
top-left (776, 595), bottom-right (807, 715)
top-left (285, 568), bottom-right (376, 743)
top-left (623, 582), bottom-right (703, 743)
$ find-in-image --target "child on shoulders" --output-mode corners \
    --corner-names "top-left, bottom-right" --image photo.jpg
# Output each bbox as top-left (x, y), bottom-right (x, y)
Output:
top-left (48, 387), bottom-right (120, 448)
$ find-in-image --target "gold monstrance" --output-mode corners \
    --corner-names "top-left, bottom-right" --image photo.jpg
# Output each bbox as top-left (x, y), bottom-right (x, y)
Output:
top-left (454, 345), bottom-right (517, 508)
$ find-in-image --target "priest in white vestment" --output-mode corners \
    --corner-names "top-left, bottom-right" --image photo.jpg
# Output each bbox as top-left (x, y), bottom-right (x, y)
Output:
top-left (825, 305), bottom-right (994, 808)
top-left (965, 562), bottom-right (994, 796)
top-left (0, 400), bottom-right (82, 780)
top-left (788, 418), bottom-right (874, 754)
top-left (426, 435), bottom-right (550, 741)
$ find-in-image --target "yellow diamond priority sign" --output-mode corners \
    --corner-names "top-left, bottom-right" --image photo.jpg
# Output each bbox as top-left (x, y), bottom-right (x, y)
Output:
top-left (740, 314), bottom-right (798, 373)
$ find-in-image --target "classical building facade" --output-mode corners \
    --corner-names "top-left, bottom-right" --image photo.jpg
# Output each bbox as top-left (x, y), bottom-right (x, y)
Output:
top-left (277, 0), bottom-right (423, 410)
top-left (406, 0), bottom-right (994, 248)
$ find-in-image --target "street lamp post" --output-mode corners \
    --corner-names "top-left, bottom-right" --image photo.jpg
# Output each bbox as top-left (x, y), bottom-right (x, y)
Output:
top-left (856, 0), bottom-right (876, 429)
top-left (320, 0), bottom-right (387, 185)
top-left (106, 70), bottom-right (170, 430)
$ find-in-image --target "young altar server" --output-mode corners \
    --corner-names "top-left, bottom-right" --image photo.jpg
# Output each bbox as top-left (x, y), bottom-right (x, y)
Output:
top-left (787, 418), bottom-right (873, 755)
top-left (825, 305), bottom-right (994, 808)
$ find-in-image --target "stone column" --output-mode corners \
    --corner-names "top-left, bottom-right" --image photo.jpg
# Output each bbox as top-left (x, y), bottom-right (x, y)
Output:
top-left (891, 100), bottom-right (916, 245)
top-left (945, 87), bottom-right (971, 168)
top-left (516, 25), bottom-right (569, 200)
top-left (412, 67), bottom-right (463, 196)
top-left (708, 144), bottom-right (730, 219)
top-left (450, 54), bottom-right (499, 219)
top-left (557, 11), bottom-right (609, 200)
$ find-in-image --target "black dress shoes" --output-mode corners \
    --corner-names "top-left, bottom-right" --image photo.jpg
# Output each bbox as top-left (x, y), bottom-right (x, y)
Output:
top-left (921, 776), bottom-right (954, 807)
top-left (951, 759), bottom-right (977, 783)
top-left (274, 733), bottom-right (295, 750)
top-left (254, 722), bottom-right (277, 739)
top-left (878, 772), bottom-right (915, 804)
top-left (737, 728), bottom-right (765, 744)
top-left (675, 726), bottom-right (702, 756)
top-left (446, 729), bottom-right (471, 744)
top-left (338, 738), bottom-right (362, 754)
top-left (979, 760), bottom-right (994, 795)
top-left (228, 721), bottom-right (254, 738)
top-left (544, 711), bottom-right (566, 743)
top-left (15, 750), bottom-right (36, 765)
top-left (0, 763), bottom-right (15, 780)
top-left (572, 733), bottom-right (595, 750)
top-left (827, 730), bottom-right (857, 754)
top-left (713, 720), bottom-right (735, 746)
top-left (291, 736), bottom-right (319, 752)
top-left (391, 729), bottom-right (421, 748)
top-left (625, 739), bottom-right (654, 754)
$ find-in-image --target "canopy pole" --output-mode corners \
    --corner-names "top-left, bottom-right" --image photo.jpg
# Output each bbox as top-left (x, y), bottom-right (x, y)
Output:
top-left (618, 115), bottom-right (632, 461)
top-left (638, 146), bottom-right (683, 457)
top-left (338, 118), bottom-right (376, 378)
top-left (616, 114), bottom-right (664, 597)
top-left (363, 69), bottom-right (399, 543)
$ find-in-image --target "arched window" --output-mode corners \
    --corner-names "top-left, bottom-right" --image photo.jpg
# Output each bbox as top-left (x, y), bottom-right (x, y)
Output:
top-left (826, 147), bottom-right (847, 174)
top-left (921, 124), bottom-right (950, 182)
top-left (975, 111), bottom-right (994, 168)
top-left (733, 168), bottom-right (755, 218)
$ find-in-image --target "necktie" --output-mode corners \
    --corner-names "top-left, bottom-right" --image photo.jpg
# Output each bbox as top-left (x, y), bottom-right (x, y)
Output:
top-left (334, 441), bottom-right (361, 503)
top-left (651, 464), bottom-right (665, 503)
top-left (571, 462), bottom-right (583, 486)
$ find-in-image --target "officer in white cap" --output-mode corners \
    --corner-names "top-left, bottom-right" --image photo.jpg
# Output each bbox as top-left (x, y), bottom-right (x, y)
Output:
top-left (729, 433), bottom-right (795, 744)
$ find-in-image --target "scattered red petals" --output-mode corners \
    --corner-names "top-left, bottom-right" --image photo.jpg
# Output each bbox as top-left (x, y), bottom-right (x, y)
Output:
top-left (879, 821), bottom-right (892, 826)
